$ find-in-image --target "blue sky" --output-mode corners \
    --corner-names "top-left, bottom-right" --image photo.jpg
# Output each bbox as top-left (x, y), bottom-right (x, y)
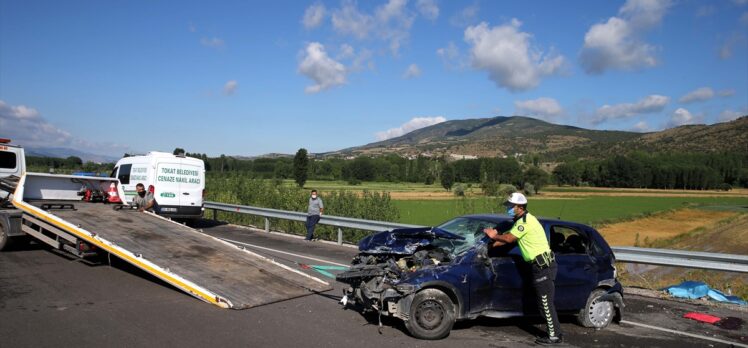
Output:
top-left (1, 0), bottom-right (747, 157)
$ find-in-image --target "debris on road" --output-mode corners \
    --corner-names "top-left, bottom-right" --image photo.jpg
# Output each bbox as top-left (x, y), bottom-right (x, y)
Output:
top-left (666, 281), bottom-right (747, 306)
top-left (683, 312), bottom-right (721, 324)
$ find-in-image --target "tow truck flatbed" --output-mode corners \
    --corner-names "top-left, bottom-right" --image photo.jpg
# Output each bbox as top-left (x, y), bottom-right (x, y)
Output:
top-left (11, 173), bottom-right (330, 309)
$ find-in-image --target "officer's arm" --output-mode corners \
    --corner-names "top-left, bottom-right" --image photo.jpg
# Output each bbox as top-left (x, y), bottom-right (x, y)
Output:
top-left (483, 228), bottom-right (518, 246)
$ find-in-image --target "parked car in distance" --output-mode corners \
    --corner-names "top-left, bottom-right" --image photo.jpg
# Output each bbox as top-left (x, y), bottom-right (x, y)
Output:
top-left (336, 214), bottom-right (624, 340)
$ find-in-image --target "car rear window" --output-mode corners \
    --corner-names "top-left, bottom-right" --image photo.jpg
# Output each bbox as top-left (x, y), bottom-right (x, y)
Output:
top-left (118, 164), bottom-right (132, 185)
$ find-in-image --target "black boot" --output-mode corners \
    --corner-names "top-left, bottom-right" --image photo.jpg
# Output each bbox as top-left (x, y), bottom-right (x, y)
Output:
top-left (535, 334), bottom-right (563, 345)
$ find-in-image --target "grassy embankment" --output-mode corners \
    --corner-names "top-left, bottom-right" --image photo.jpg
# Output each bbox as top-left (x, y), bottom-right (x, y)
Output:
top-left (619, 213), bottom-right (748, 299)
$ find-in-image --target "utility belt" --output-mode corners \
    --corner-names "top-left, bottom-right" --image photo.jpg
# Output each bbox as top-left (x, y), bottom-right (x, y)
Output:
top-left (531, 251), bottom-right (555, 269)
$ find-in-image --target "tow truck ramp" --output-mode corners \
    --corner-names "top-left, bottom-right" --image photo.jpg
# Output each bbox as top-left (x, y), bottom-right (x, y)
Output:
top-left (12, 173), bottom-right (331, 309)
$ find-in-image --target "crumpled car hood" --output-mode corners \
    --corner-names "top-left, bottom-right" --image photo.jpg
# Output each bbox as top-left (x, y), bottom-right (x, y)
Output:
top-left (358, 227), bottom-right (464, 255)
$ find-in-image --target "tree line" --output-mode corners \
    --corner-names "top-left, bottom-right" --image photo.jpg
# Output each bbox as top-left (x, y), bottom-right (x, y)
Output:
top-left (25, 148), bottom-right (747, 192)
top-left (552, 152), bottom-right (747, 190)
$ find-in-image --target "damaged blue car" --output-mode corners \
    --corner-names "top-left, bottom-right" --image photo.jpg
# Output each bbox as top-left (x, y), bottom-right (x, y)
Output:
top-left (336, 214), bottom-right (624, 340)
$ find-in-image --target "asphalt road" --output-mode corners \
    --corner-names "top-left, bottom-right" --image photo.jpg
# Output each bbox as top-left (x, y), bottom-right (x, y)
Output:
top-left (1, 221), bottom-right (746, 347)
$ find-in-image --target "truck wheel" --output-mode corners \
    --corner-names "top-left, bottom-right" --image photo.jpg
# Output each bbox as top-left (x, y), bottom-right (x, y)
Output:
top-left (404, 288), bottom-right (456, 340)
top-left (577, 288), bottom-right (614, 328)
top-left (0, 218), bottom-right (15, 251)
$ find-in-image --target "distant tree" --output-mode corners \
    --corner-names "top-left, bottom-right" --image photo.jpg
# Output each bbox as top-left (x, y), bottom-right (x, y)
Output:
top-left (424, 173), bottom-right (435, 185)
top-left (65, 156), bottom-right (83, 167)
top-left (293, 148), bottom-right (309, 187)
top-left (173, 147), bottom-right (185, 155)
top-left (522, 166), bottom-right (550, 192)
top-left (441, 165), bottom-right (455, 191)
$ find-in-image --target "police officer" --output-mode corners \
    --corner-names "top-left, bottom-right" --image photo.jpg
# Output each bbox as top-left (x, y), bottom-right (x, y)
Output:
top-left (483, 192), bottom-right (562, 345)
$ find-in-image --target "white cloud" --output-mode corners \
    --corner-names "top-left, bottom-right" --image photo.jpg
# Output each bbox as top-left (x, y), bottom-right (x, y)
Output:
top-left (668, 107), bottom-right (698, 127)
top-left (298, 42), bottom-right (347, 94)
top-left (514, 98), bottom-right (563, 120)
top-left (332, 1), bottom-right (375, 39)
top-left (375, 116), bottom-right (447, 141)
top-left (718, 107), bottom-right (747, 122)
top-left (734, 0), bottom-right (748, 6)
top-left (741, 12), bottom-right (748, 25)
top-left (189, 22), bottom-right (196, 33)
top-left (403, 64), bottom-right (422, 79)
top-left (416, 0), bottom-right (439, 20)
top-left (436, 41), bottom-right (465, 69)
top-left (464, 19), bottom-right (565, 92)
top-left (719, 33), bottom-right (745, 59)
top-left (336, 44), bottom-right (374, 71)
top-left (330, 0), bottom-right (414, 55)
top-left (579, 0), bottom-right (670, 74)
top-left (223, 80), bottom-right (238, 95)
top-left (200, 37), bottom-right (225, 48)
top-left (718, 89), bottom-right (736, 97)
top-left (450, 3), bottom-right (479, 27)
top-left (375, 0), bottom-right (415, 55)
top-left (0, 100), bottom-right (127, 155)
top-left (302, 3), bottom-right (327, 29)
top-left (679, 87), bottom-right (714, 103)
top-left (594, 94), bottom-right (670, 124)
top-left (631, 121), bottom-right (651, 132)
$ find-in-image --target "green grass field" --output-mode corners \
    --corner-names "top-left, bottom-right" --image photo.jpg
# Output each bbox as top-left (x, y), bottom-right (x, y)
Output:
top-left (394, 196), bottom-right (748, 226)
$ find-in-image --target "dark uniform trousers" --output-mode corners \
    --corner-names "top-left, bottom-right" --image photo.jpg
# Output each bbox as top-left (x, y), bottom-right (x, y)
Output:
top-left (531, 260), bottom-right (562, 338)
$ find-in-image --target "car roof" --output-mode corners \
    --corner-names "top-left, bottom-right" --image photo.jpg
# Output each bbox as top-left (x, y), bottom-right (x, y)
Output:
top-left (461, 214), bottom-right (592, 229)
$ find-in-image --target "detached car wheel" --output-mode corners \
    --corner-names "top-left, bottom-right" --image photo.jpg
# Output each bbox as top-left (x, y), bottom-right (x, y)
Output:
top-left (405, 288), bottom-right (456, 340)
top-left (578, 288), bottom-right (615, 328)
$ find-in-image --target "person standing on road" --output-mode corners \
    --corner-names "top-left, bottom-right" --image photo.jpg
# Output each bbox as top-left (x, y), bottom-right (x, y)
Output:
top-left (483, 192), bottom-right (563, 345)
top-left (132, 183), bottom-right (155, 212)
top-left (305, 189), bottom-right (324, 241)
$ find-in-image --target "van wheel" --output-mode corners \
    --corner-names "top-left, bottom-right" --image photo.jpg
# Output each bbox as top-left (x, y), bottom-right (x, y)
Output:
top-left (404, 289), bottom-right (456, 340)
top-left (578, 288), bottom-right (614, 328)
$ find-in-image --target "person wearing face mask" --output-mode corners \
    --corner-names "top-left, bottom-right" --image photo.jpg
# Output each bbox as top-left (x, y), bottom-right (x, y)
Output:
top-left (482, 192), bottom-right (562, 345)
top-left (132, 183), bottom-right (155, 212)
top-left (304, 189), bottom-right (324, 241)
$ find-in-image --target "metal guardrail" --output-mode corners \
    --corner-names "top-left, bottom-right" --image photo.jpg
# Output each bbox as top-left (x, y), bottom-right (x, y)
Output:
top-left (204, 201), bottom-right (748, 273)
top-left (204, 201), bottom-right (421, 245)
top-left (611, 247), bottom-right (748, 273)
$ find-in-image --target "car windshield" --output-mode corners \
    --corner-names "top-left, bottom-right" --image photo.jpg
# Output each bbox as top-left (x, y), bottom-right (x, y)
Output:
top-left (433, 217), bottom-right (497, 255)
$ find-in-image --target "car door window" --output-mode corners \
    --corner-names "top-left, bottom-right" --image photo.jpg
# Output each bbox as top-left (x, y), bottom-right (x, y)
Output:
top-left (550, 225), bottom-right (588, 254)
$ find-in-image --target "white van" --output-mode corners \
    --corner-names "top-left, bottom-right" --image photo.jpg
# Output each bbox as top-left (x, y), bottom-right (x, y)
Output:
top-left (112, 152), bottom-right (205, 219)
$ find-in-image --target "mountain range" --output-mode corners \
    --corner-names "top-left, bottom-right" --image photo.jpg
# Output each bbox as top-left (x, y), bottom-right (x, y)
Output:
top-left (327, 115), bottom-right (748, 160)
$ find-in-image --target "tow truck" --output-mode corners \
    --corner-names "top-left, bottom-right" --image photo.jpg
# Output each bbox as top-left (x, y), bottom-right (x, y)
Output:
top-left (0, 138), bottom-right (330, 308)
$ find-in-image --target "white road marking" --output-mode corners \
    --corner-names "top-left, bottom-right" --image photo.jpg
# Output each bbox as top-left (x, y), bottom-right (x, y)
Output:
top-left (219, 237), bottom-right (350, 268)
top-left (621, 320), bottom-right (748, 348)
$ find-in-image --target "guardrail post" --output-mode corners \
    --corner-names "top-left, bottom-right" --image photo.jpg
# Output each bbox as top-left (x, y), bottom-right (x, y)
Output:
top-left (212, 209), bottom-right (217, 221)
top-left (265, 217), bottom-right (270, 233)
top-left (337, 228), bottom-right (343, 245)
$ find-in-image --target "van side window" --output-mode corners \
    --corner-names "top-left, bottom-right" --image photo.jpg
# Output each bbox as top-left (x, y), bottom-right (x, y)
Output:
top-left (118, 164), bottom-right (132, 185)
top-left (0, 151), bottom-right (17, 169)
top-left (550, 225), bottom-right (588, 254)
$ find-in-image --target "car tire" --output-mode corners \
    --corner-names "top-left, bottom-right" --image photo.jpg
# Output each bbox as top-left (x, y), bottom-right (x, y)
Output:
top-left (577, 288), bottom-right (615, 328)
top-left (404, 288), bottom-right (456, 340)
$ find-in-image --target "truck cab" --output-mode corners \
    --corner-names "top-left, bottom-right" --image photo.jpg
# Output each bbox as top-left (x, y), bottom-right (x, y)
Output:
top-left (0, 138), bottom-right (26, 182)
top-left (0, 138), bottom-right (27, 250)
